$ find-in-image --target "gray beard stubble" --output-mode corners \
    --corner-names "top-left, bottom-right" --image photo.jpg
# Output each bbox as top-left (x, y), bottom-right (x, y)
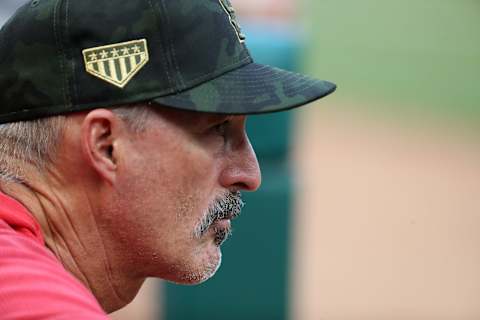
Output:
top-left (193, 191), bottom-right (244, 245)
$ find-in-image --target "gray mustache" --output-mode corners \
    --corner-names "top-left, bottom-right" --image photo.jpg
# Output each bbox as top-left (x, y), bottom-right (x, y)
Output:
top-left (194, 191), bottom-right (244, 238)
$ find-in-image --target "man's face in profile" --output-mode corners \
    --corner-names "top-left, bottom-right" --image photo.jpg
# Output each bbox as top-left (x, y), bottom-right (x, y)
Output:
top-left (103, 106), bottom-right (261, 285)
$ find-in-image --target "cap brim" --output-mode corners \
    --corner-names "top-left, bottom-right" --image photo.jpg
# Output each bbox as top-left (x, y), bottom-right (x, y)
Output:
top-left (152, 62), bottom-right (336, 115)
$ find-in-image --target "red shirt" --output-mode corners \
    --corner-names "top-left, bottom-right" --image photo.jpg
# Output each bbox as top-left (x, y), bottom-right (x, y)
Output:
top-left (0, 192), bottom-right (109, 319)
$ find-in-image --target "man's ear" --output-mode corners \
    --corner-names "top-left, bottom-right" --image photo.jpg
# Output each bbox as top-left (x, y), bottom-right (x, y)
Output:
top-left (80, 109), bottom-right (123, 184)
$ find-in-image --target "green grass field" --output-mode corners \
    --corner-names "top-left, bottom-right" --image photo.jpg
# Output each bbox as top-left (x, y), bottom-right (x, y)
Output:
top-left (303, 0), bottom-right (479, 126)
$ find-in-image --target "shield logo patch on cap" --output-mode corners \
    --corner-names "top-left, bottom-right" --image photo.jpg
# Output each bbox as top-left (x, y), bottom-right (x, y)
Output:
top-left (82, 39), bottom-right (149, 89)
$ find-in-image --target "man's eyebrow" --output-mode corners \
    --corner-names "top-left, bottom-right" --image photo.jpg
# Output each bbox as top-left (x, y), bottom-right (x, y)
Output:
top-left (202, 114), bottom-right (234, 125)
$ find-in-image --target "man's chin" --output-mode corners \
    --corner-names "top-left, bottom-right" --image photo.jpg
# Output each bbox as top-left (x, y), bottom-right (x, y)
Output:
top-left (166, 249), bottom-right (222, 285)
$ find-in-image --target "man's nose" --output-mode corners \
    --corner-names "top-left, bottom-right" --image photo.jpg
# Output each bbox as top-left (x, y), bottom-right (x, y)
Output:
top-left (220, 135), bottom-right (262, 192)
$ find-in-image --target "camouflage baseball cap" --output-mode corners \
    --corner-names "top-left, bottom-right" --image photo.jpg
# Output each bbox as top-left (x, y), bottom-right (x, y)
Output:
top-left (0, 0), bottom-right (336, 124)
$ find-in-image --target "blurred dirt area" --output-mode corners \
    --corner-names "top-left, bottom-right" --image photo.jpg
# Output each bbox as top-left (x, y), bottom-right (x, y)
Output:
top-left (290, 101), bottom-right (480, 320)
top-left (110, 279), bottom-right (161, 320)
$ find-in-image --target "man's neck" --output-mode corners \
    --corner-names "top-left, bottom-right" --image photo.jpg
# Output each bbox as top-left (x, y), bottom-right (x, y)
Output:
top-left (0, 171), bottom-right (144, 313)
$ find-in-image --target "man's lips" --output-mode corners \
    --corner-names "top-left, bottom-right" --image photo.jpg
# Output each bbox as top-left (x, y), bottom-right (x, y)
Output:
top-left (212, 219), bottom-right (231, 229)
top-left (212, 214), bottom-right (233, 226)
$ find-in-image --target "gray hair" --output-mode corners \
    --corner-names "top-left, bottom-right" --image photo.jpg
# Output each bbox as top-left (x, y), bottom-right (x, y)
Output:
top-left (0, 104), bottom-right (153, 183)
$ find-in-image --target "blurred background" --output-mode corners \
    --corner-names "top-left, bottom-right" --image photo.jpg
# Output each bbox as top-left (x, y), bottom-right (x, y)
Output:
top-left (1, 0), bottom-right (479, 319)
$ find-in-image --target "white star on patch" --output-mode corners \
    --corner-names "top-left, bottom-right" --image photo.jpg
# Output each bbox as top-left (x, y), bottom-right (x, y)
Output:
top-left (99, 50), bottom-right (109, 59)
top-left (110, 48), bottom-right (120, 57)
top-left (88, 52), bottom-right (98, 62)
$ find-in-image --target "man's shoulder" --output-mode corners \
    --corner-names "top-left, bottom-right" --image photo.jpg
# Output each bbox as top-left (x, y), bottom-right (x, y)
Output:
top-left (0, 217), bottom-right (54, 265)
top-left (0, 217), bottom-right (109, 319)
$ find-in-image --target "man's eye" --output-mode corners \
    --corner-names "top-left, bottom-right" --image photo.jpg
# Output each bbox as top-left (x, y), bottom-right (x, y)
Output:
top-left (212, 121), bottom-right (229, 136)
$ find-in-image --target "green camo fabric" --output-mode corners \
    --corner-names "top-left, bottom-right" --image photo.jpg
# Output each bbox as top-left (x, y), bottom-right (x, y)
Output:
top-left (0, 0), bottom-right (335, 123)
